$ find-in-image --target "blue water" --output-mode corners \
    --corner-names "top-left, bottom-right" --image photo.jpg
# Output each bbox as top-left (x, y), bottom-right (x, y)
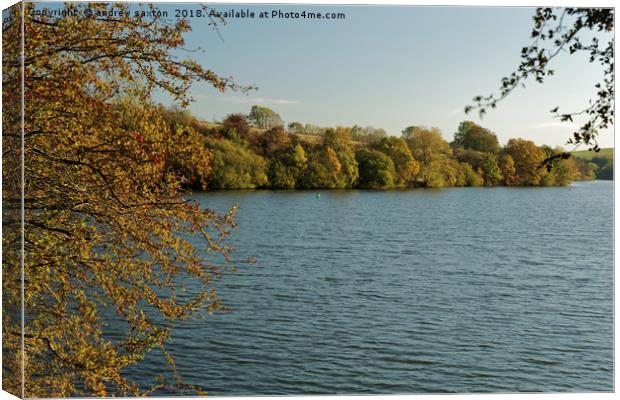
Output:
top-left (125, 181), bottom-right (614, 394)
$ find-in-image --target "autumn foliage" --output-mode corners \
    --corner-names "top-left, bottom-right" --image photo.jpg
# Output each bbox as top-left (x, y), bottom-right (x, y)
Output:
top-left (191, 112), bottom-right (595, 190)
top-left (2, 3), bottom-right (243, 396)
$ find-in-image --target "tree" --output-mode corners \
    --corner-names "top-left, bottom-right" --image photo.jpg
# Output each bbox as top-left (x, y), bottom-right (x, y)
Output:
top-left (355, 149), bottom-right (396, 189)
top-left (323, 127), bottom-right (353, 152)
top-left (573, 158), bottom-right (598, 180)
top-left (467, 8), bottom-right (614, 151)
top-left (538, 146), bottom-right (578, 186)
top-left (372, 137), bottom-right (420, 186)
top-left (267, 144), bottom-right (308, 189)
top-left (159, 105), bottom-right (197, 130)
top-left (403, 127), bottom-right (451, 163)
top-left (480, 153), bottom-right (504, 186)
top-left (301, 147), bottom-right (341, 188)
top-left (303, 123), bottom-right (324, 136)
top-left (541, 158), bottom-right (574, 186)
top-left (502, 139), bottom-right (548, 185)
top-left (401, 125), bottom-right (426, 140)
top-left (293, 143), bottom-right (308, 168)
top-left (499, 154), bottom-right (518, 185)
top-left (248, 105), bottom-right (283, 130)
top-left (458, 163), bottom-right (484, 187)
top-left (456, 149), bottom-right (503, 186)
top-left (404, 127), bottom-right (454, 187)
top-left (452, 121), bottom-right (500, 153)
top-left (268, 159), bottom-right (297, 188)
top-left (2, 3), bottom-right (249, 396)
top-left (255, 125), bottom-right (293, 156)
top-left (350, 125), bottom-right (387, 144)
top-left (322, 128), bottom-right (359, 188)
top-left (162, 124), bottom-right (214, 190)
top-left (222, 113), bottom-right (253, 141)
top-left (287, 121), bottom-right (305, 135)
top-left (454, 148), bottom-right (486, 170)
top-left (206, 138), bottom-right (269, 189)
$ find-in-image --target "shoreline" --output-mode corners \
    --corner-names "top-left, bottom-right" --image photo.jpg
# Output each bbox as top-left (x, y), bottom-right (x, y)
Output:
top-left (188, 179), bottom-right (610, 194)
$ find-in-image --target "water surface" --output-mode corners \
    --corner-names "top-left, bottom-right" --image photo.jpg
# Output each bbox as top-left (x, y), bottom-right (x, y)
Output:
top-left (127, 181), bottom-right (613, 394)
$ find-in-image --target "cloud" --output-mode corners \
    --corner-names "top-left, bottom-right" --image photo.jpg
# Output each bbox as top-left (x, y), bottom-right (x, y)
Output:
top-left (531, 121), bottom-right (577, 129)
top-left (227, 96), bottom-right (300, 105)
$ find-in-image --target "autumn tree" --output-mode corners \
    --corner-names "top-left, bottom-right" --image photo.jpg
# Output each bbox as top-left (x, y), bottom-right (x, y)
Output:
top-left (403, 127), bottom-right (451, 164)
top-left (268, 144), bottom-right (308, 189)
top-left (322, 128), bottom-right (359, 188)
top-left (206, 138), bottom-right (269, 189)
top-left (2, 4), bottom-right (22, 392)
top-left (403, 127), bottom-right (454, 187)
top-left (454, 148), bottom-right (503, 187)
top-left (401, 125), bottom-right (424, 140)
top-left (222, 113), bottom-right (253, 142)
top-left (372, 137), bottom-right (419, 186)
top-left (573, 157), bottom-right (598, 180)
top-left (499, 154), bottom-right (518, 185)
top-left (537, 145), bottom-right (580, 186)
top-left (156, 106), bottom-right (216, 190)
top-left (323, 126), bottom-right (353, 152)
top-left (301, 148), bottom-right (342, 188)
top-left (452, 121), bottom-right (500, 154)
top-left (2, 3), bottom-right (249, 397)
top-left (480, 153), bottom-right (504, 186)
top-left (457, 163), bottom-right (484, 187)
top-left (255, 125), bottom-right (293, 156)
top-left (454, 148), bottom-right (486, 170)
top-left (159, 105), bottom-right (197, 130)
top-left (248, 105), bottom-right (283, 130)
top-left (502, 139), bottom-right (548, 185)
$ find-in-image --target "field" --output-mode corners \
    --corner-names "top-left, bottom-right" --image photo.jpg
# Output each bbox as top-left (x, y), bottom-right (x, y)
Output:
top-left (571, 147), bottom-right (614, 160)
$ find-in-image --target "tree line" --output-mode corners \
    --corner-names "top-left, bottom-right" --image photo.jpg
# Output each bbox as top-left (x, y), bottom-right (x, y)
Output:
top-left (162, 105), bottom-right (600, 190)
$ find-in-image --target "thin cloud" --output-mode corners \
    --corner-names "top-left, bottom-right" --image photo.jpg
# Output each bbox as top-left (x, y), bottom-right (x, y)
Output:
top-left (228, 96), bottom-right (300, 105)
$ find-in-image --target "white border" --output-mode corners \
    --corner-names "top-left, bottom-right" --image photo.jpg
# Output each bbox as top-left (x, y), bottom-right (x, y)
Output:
top-left (0, 1), bottom-right (616, 400)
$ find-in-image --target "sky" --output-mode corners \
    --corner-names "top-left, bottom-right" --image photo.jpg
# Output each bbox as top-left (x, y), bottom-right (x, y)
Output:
top-left (32, 2), bottom-right (613, 149)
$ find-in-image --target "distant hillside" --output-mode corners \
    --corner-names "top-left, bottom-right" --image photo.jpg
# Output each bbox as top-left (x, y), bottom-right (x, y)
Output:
top-left (571, 147), bottom-right (613, 180)
top-left (571, 147), bottom-right (613, 160)
top-left (199, 120), bottom-right (364, 148)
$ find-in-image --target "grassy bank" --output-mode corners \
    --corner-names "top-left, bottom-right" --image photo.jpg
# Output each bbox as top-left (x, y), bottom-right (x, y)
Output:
top-left (571, 147), bottom-right (613, 160)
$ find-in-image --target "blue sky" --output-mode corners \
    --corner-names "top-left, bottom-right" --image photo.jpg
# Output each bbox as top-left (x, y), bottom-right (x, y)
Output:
top-left (30, 3), bottom-right (612, 148)
top-left (163, 4), bottom-right (612, 148)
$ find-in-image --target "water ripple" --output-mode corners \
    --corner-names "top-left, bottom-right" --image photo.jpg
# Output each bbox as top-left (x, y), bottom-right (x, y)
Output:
top-left (121, 182), bottom-right (613, 395)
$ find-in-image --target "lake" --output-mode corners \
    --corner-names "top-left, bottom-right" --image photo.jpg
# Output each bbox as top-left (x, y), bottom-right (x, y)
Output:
top-left (126, 181), bottom-right (613, 394)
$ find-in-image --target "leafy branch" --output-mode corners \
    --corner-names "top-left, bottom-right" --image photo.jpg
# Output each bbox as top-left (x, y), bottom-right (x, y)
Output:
top-left (466, 8), bottom-right (614, 152)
